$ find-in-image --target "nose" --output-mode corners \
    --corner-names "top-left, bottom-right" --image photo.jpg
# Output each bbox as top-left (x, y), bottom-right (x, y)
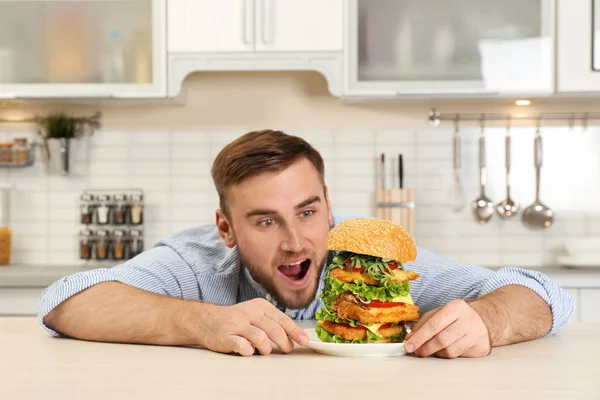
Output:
top-left (281, 223), bottom-right (304, 253)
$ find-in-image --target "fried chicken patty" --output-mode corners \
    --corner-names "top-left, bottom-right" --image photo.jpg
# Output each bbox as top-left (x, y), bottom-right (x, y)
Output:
top-left (332, 296), bottom-right (420, 324)
top-left (330, 267), bottom-right (419, 286)
top-left (319, 320), bottom-right (405, 342)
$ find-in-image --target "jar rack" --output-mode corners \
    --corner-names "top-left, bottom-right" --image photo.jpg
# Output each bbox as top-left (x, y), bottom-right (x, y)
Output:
top-left (0, 142), bottom-right (35, 168)
top-left (78, 188), bottom-right (145, 265)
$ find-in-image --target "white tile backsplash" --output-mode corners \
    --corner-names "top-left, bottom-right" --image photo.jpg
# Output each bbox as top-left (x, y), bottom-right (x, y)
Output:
top-left (0, 126), bottom-right (598, 268)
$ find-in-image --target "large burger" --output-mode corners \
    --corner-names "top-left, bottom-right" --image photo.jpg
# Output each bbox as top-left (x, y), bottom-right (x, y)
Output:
top-left (315, 218), bottom-right (420, 343)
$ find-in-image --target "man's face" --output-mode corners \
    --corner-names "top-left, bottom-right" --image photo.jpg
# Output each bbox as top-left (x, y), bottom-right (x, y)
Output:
top-left (217, 158), bottom-right (333, 309)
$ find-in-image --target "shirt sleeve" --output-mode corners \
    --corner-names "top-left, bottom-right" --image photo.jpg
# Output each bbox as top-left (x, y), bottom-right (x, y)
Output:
top-left (37, 245), bottom-right (201, 337)
top-left (409, 248), bottom-right (575, 337)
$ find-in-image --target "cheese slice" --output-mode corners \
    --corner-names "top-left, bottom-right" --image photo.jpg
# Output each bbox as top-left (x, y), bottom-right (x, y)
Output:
top-left (390, 293), bottom-right (414, 304)
top-left (363, 323), bottom-right (385, 337)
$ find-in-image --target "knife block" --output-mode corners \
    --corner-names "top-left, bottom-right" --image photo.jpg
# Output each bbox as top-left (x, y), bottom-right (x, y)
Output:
top-left (375, 189), bottom-right (415, 237)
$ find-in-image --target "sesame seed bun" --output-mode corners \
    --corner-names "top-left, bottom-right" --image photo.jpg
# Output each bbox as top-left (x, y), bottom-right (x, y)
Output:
top-left (326, 218), bottom-right (417, 263)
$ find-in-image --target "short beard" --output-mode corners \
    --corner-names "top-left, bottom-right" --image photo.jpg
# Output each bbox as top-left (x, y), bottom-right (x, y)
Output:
top-left (239, 249), bottom-right (327, 310)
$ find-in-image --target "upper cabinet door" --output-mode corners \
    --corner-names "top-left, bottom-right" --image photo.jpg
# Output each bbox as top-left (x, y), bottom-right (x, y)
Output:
top-left (0, 0), bottom-right (166, 99)
top-left (557, 0), bottom-right (600, 92)
top-left (168, 0), bottom-right (253, 53)
top-left (345, 0), bottom-right (555, 96)
top-left (255, 0), bottom-right (343, 52)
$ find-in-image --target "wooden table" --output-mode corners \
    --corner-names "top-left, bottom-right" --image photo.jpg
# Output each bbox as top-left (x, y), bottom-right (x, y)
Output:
top-left (1, 318), bottom-right (598, 400)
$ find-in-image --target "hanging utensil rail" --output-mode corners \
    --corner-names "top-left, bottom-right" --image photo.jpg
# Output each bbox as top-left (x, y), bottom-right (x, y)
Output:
top-left (429, 108), bottom-right (599, 130)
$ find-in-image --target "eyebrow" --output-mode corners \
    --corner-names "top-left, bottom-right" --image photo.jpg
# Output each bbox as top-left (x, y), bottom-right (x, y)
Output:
top-left (245, 196), bottom-right (321, 218)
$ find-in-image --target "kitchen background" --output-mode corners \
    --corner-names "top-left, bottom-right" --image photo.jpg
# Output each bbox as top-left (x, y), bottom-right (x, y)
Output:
top-left (0, 71), bottom-right (599, 269)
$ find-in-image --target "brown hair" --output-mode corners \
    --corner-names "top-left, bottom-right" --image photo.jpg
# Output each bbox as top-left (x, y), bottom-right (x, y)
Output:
top-left (211, 129), bottom-right (325, 215)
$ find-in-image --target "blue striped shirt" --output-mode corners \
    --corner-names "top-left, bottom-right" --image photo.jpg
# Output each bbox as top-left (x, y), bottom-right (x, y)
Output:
top-left (38, 213), bottom-right (574, 337)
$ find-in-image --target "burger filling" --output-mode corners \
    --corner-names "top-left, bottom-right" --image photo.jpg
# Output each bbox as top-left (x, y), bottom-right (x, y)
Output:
top-left (315, 250), bottom-right (421, 344)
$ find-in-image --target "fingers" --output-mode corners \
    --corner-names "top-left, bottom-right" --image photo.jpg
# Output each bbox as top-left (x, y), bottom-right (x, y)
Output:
top-left (405, 306), bottom-right (458, 353)
top-left (414, 320), bottom-right (466, 358)
top-left (238, 326), bottom-right (273, 355)
top-left (433, 336), bottom-right (474, 359)
top-left (262, 304), bottom-right (308, 346)
top-left (230, 336), bottom-right (255, 357)
top-left (405, 306), bottom-right (440, 341)
top-left (252, 314), bottom-right (295, 353)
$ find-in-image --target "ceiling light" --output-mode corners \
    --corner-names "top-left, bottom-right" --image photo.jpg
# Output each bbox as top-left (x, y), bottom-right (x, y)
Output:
top-left (515, 99), bottom-right (532, 106)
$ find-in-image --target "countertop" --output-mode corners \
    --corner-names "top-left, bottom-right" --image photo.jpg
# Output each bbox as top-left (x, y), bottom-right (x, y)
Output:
top-left (0, 318), bottom-right (598, 400)
top-left (1, 263), bottom-right (600, 288)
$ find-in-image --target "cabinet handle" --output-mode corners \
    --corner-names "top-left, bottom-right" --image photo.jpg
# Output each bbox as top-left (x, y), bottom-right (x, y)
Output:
top-left (242, 0), bottom-right (254, 45)
top-left (261, 0), bottom-right (273, 45)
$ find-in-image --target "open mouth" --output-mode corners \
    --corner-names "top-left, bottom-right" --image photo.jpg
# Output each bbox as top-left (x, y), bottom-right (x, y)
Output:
top-left (278, 259), bottom-right (311, 283)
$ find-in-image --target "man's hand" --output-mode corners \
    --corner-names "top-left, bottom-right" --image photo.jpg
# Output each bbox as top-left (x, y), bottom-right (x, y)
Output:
top-left (404, 299), bottom-right (491, 359)
top-left (199, 298), bottom-right (308, 357)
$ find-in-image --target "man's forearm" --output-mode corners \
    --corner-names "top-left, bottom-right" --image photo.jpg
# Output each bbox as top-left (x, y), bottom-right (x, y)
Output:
top-left (468, 285), bottom-right (553, 347)
top-left (43, 282), bottom-right (212, 346)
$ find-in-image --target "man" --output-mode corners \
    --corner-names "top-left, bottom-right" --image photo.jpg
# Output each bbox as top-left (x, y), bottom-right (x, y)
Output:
top-left (39, 130), bottom-right (573, 359)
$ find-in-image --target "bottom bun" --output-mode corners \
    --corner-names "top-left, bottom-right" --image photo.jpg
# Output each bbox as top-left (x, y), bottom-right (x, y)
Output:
top-left (316, 321), bottom-right (407, 344)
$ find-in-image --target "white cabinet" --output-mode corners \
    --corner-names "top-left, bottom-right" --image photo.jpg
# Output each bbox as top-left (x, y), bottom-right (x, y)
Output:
top-left (167, 0), bottom-right (253, 53)
top-left (580, 289), bottom-right (600, 322)
top-left (344, 0), bottom-right (555, 97)
top-left (557, 0), bottom-right (600, 92)
top-left (167, 0), bottom-right (343, 53)
top-left (255, 0), bottom-right (343, 52)
top-left (0, 0), bottom-right (167, 99)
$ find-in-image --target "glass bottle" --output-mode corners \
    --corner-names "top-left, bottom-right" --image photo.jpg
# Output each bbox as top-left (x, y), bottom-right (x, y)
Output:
top-left (0, 186), bottom-right (11, 266)
top-left (79, 229), bottom-right (92, 260)
top-left (95, 229), bottom-right (109, 260)
top-left (129, 194), bottom-right (144, 225)
top-left (112, 229), bottom-right (126, 260)
top-left (95, 195), bottom-right (111, 225)
top-left (112, 194), bottom-right (127, 225)
top-left (80, 193), bottom-right (95, 224)
top-left (128, 229), bottom-right (143, 259)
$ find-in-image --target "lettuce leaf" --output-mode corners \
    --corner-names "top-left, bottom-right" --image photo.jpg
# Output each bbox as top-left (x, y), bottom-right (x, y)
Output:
top-left (320, 276), bottom-right (410, 304)
top-left (315, 306), bottom-right (359, 326)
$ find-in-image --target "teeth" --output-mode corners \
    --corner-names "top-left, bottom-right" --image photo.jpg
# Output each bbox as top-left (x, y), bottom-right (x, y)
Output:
top-left (283, 259), bottom-right (306, 266)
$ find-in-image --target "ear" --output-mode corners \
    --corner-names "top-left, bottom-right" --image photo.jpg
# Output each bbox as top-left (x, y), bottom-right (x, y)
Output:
top-left (324, 185), bottom-right (333, 227)
top-left (216, 209), bottom-right (236, 248)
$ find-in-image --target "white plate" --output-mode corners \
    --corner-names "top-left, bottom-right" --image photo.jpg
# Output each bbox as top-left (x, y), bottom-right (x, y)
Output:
top-left (303, 328), bottom-right (407, 358)
top-left (558, 255), bottom-right (600, 269)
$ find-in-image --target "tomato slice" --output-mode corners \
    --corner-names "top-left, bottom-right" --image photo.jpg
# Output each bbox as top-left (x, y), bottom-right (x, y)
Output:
top-left (378, 323), bottom-right (392, 330)
top-left (368, 300), bottom-right (404, 308)
top-left (343, 260), bottom-right (399, 272)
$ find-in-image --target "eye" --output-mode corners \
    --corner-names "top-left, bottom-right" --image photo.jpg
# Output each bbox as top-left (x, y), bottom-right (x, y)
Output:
top-left (259, 219), bottom-right (275, 227)
top-left (301, 210), bottom-right (314, 218)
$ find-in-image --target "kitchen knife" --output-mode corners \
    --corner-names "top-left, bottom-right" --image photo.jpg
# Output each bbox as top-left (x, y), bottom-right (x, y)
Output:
top-left (380, 153), bottom-right (385, 190)
top-left (399, 154), bottom-right (403, 189)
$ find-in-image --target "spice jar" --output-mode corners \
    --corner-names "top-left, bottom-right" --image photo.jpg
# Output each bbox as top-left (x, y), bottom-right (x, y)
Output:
top-left (95, 195), bottom-right (111, 225)
top-left (112, 194), bottom-right (127, 225)
top-left (112, 229), bottom-right (126, 260)
top-left (0, 143), bottom-right (12, 163)
top-left (95, 229), bottom-right (109, 260)
top-left (11, 138), bottom-right (28, 165)
top-left (79, 229), bottom-right (93, 260)
top-left (80, 193), bottom-right (95, 224)
top-left (129, 194), bottom-right (144, 225)
top-left (128, 229), bottom-right (143, 259)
